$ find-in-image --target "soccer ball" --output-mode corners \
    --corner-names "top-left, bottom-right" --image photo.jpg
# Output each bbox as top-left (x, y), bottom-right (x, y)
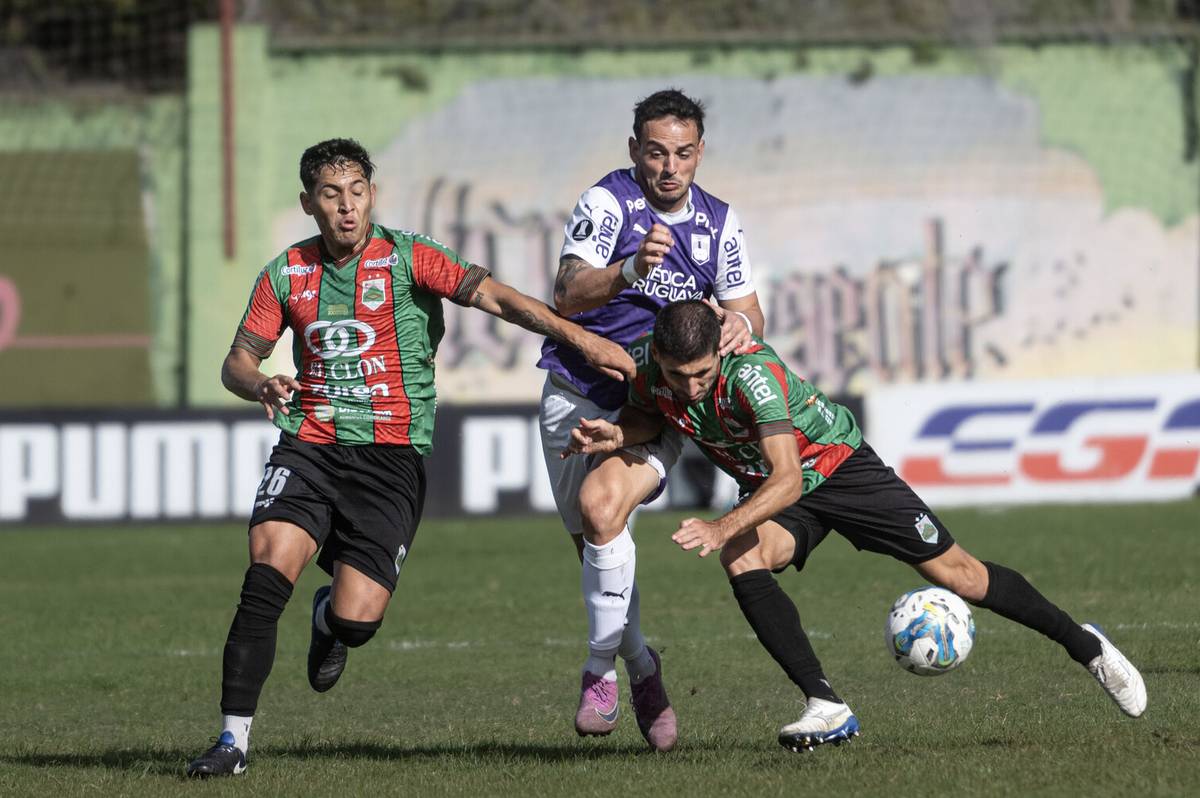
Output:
top-left (885, 586), bottom-right (975, 676)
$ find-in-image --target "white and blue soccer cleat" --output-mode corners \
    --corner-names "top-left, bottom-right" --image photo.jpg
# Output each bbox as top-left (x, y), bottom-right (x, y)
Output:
top-left (777, 698), bottom-right (860, 752)
top-left (1082, 623), bottom-right (1147, 718)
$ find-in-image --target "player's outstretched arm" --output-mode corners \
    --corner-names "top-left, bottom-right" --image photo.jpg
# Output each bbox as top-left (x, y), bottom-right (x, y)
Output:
top-left (222, 347), bottom-right (301, 421)
top-left (672, 431), bottom-right (803, 557)
top-left (553, 224), bottom-right (674, 316)
top-left (469, 276), bottom-right (636, 382)
top-left (561, 405), bottom-right (665, 459)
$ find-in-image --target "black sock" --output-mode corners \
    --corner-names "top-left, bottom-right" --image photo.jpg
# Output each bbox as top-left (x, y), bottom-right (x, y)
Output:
top-left (220, 563), bottom-right (294, 716)
top-left (976, 561), bottom-right (1101, 665)
top-left (730, 569), bottom-right (841, 703)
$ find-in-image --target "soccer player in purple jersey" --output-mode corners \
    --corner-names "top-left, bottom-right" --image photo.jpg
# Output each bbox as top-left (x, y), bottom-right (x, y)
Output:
top-left (566, 301), bottom-right (1147, 753)
top-left (537, 89), bottom-right (766, 751)
top-left (186, 139), bottom-right (635, 778)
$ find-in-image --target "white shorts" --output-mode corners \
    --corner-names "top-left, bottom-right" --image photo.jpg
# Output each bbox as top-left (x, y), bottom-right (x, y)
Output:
top-left (538, 373), bottom-right (683, 536)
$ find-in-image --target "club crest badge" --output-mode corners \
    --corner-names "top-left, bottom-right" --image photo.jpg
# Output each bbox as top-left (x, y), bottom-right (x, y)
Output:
top-left (691, 233), bottom-right (711, 264)
top-left (360, 278), bottom-right (386, 311)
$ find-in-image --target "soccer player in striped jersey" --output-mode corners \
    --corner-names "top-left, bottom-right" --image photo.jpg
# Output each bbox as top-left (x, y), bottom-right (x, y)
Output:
top-left (538, 89), bottom-right (765, 752)
top-left (186, 138), bottom-right (635, 778)
top-left (565, 300), bottom-right (1146, 752)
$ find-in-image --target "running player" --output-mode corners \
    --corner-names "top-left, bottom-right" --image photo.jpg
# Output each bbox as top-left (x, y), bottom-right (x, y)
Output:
top-left (564, 300), bottom-right (1146, 752)
top-left (186, 138), bottom-right (635, 778)
top-left (537, 89), bottom-right (766, 751)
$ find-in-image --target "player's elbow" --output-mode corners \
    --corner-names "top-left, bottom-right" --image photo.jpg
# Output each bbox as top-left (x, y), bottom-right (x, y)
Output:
top-left (552, 290), bottom-right (585, 318)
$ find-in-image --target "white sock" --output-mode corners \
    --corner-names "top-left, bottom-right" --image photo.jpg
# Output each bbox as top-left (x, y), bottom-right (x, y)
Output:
top-left (582, 527), bottom-right (636, 682)
top-left (619, 582), bottom-right (657, 683)
top-left (314, 594), bottom-right (332, 636)
top-left (221, 714), bottom-right (253, 752)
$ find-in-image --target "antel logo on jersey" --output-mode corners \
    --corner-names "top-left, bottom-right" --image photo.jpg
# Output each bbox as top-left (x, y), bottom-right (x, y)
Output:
top-left (303, 320), bottom-right (377, 359)
top-left (594, 210), bottom-right (620, 259)
top-left (736, 364), bottom-right (778, 406)
top-left (282, 263), bottom-right (318, 276)
top-left (901, 397), bottom-right (1200, 485)
top-left (363, 253), bottom-right (399, 269)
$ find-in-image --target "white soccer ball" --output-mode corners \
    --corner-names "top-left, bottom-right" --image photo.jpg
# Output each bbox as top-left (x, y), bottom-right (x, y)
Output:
top-left (885, 586), bottom-right (975, 676)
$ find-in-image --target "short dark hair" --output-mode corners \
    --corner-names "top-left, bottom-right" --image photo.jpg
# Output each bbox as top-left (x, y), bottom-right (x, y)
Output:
top-left (299, 138), bottom-right (375, 192)
top-left (653, 300), bottom-right (721, 362)
top-left (632, 89), bottom-right (705, 142)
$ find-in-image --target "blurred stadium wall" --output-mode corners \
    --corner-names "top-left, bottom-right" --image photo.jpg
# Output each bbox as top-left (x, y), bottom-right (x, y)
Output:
top-left (2, 1), bottom-right (1199, 521)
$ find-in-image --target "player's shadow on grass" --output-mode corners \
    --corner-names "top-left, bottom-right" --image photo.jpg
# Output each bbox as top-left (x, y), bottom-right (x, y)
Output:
top-left (0, 739), bottom-right (665, 778)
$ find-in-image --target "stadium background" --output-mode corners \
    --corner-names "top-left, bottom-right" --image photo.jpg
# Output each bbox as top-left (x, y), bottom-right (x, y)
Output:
top-left (1, 0), bottom-right (1198, 522)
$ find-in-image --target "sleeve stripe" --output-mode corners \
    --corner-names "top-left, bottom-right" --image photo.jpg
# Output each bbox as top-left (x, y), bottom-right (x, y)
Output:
top-left (450, 265), bottom-right (491, 306)
top-left (232, 327), bottom-right (275, 359)
top-left (757, 420), bottom-right (794, 438)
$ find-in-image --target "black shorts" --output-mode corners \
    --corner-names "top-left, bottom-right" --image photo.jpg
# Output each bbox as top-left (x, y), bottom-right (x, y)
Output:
top-left (248, 433), bottom-right (426, 593)
top-left (768, 442), bottom-right (954, 573)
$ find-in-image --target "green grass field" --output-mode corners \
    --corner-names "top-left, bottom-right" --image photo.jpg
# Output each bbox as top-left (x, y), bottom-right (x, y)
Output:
top-left (2, 501), bottom-right (1197, 796)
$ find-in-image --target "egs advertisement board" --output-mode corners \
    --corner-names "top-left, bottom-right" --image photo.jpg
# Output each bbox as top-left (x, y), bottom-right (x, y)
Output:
top-left (866, 374), bottom-right (1200, 506)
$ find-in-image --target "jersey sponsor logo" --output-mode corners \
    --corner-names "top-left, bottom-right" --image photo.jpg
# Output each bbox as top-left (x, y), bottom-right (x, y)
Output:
top-left (691, 233), bottom-right (711, 264)
top-left (363, 253), bottom-right (399, 269)
top-left (694, 211), bottom-right (718, 236)
top-left (282, 263), bottom-right (318, 276)
top-left (308, 381), bottom-right (391, 399)
top-left (307, 355), bottom-right (388, 380)
top-left (633, 266), bottom-right (703, 302)
top-left (571, 218), bottom-right (594, 241)
top-left (595, 209), bottom-right (620, 259)
top-left (303, 319), bottom-right (377, 359)
top-left (736, 364), bottom-right (778, 406)
top-left (652, 385), bottom-right (673, 398)
top-left (325, 303), bottom-right (350, 317)
top-left (723, 234), bottom-right (746, 287)
top-left (360, 278), bottom-right (387, 311)
top-left (624, 197), bottom-right (647, 213)
top-left (290, 289), bottom-right (318, 303)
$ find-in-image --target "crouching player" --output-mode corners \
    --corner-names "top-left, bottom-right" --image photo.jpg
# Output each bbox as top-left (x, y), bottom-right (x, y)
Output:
top-left (563, 300), bottom-right (1146, 752)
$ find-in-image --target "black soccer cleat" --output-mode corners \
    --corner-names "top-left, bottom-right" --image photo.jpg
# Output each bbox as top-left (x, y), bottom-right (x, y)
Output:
top-left (186, 732), bottom-right (247, 777)
top-left (308, 585), bottom-right (347, 692)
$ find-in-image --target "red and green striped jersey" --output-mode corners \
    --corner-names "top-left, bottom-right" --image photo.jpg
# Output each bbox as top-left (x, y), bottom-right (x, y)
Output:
top-left (232, 224), bottom-right (488, 453)
top-left (628, 335), bottom-right (862, 493)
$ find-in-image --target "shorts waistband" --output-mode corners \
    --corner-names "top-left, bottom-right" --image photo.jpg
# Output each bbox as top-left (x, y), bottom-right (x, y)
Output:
top-left (548, 371), bottom-right (586, 397)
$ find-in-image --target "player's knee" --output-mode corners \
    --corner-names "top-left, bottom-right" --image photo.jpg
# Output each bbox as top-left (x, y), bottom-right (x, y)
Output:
top-left (720, 539), bottom-right (771, 577)
top-left (579, 478), bottom-right (627, 543)
top-left (327, 612), bottom-right (381, 648)
top-left (922, 548), bottom-right (988, 603)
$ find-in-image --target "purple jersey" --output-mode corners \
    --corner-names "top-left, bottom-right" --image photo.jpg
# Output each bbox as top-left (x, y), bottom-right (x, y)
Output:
top-left (538, 168), bottom-right (756, 409)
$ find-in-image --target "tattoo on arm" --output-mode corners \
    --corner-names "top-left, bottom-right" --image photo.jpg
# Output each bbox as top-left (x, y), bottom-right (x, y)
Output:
top-left (500, 306), bottom-right (555, 337)
top-left (471, 291), bottom-right (557, 337)
top-left (553, 256), bottom-right (590, 304)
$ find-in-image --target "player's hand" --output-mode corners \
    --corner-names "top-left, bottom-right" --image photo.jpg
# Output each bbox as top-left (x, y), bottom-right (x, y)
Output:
top-left (671, 517), bottom-right (727, 558)
top-left (253, 374), bottom-right (301, 421)
top-left (631, 223), bottom-right (674, 282)
top-left (708, 299), bottom-right (754, 356)
top-left (578, 335), bottom-right (636, 382)
top-left (561, 417), bottom-right (623, 459)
